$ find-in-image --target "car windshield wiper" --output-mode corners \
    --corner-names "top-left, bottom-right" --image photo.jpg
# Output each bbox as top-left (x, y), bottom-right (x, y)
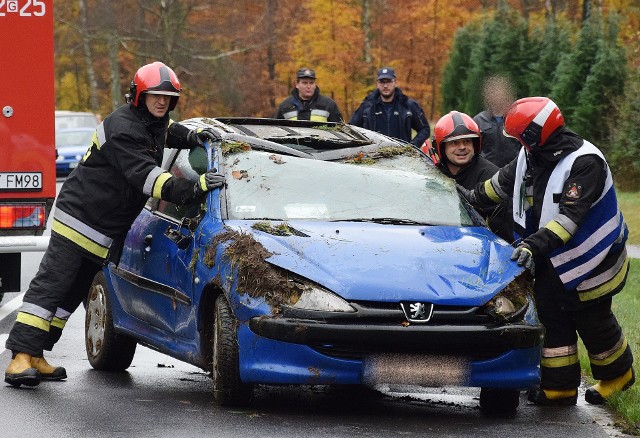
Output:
top-left (332, 218), bottom-right (430, 225)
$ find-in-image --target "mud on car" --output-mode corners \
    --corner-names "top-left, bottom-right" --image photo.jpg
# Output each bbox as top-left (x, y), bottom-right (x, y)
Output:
top-left (84, 118), bottom-right (543, 415)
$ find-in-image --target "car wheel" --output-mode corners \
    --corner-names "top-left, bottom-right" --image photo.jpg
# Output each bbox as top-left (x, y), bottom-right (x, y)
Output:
top-left (479, 388), bottom-right (520, 416)
top-left (212, 294), bottom-right (254, 406)
top-left (85, 271), bottom-right (137, 371)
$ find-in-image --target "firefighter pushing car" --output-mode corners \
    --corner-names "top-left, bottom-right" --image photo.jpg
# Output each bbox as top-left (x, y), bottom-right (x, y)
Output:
top-left (461, 97), bottom-right (634, 405)
top-left (4, 61), bottom-right (226, 387)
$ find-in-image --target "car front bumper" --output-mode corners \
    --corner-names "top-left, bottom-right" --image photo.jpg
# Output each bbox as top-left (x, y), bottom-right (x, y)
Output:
top-left (239, 318), bottom-right (542, 389)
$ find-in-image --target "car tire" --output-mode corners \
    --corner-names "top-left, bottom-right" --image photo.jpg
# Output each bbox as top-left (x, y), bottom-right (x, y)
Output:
top-left (85, 271), bottom-right (137, 371)
top-left (212, 294), bottom-right (254, 406)
top-left (479, 388), bottom-right (520, 416)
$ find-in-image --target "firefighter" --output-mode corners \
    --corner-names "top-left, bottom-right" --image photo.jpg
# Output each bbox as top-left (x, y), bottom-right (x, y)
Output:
top-left (4, 61), bottom-right (225, 387)
top-left (425, 111), bottom-right (513, 242)
top-left (349, 67), bottom-right (430, 147)
top-left (275, 68), bottom-right (343, 122)
top-left (461, 97), bottom-right (634, 405)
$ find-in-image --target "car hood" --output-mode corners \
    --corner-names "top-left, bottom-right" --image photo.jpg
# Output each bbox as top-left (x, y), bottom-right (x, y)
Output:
top-left (225, 221), bottom-right (523, 306)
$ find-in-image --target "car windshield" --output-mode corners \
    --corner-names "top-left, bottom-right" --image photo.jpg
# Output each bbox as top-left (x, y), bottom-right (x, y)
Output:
top-left (56, 130), bottom-right (94, 147)
top-left (223, 150), bottom-right (474, 226)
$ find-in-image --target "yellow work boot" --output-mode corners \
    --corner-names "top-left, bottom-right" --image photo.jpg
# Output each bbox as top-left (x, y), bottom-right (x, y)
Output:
top-left (31, 356), bottom-right (67, 381)
top-left (5, 352), bottom-right (39, 387)
top-left (527, 387), bottom-right (577, 406)
top-left (585, 368), bottom-right (635, 405)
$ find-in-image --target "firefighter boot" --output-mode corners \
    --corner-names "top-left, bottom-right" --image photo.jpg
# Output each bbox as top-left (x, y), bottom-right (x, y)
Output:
top-left (585, 368), bottom-right (635, 405)
top-left (31, 356), bottom-right (67, 381)
top-left (527, 387), bottom-right (577, 406)
top-left (4, 352), bottom-right (39, 387)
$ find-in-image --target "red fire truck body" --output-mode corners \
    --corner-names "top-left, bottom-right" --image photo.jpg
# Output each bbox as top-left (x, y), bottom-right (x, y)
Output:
top-left (0, 0), bottom-right (56, 293)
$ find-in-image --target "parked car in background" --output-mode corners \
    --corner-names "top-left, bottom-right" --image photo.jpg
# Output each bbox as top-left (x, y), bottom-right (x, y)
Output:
top-left (54, 110), bottom-right (99, 130)
top-left (55, 128), bottom-right (94, 176)
top-left (84, 118), bottom-right (543, 416)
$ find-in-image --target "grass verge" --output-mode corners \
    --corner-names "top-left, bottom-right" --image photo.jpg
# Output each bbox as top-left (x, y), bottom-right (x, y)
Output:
top-left (617, 191), bottom-right (640, 245)
top-left (578, 258), bottom-right (640, 434)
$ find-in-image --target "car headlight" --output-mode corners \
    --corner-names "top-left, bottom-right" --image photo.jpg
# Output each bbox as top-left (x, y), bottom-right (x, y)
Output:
top-left (289, 285), bottom-right (355, 312)
top-left (483, 272), bottom-right (533, 322)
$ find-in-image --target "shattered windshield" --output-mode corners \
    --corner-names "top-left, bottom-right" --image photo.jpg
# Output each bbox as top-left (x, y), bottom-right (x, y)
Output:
top-left (223, 150), bottom-right (473, 226)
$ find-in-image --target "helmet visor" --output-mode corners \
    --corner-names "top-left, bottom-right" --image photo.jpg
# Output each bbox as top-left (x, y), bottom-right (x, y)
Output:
top-left (146, 90), bottom-right (180, 97)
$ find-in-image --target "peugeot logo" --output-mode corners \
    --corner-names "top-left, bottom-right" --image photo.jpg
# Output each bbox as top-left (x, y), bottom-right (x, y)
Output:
top-left (400, 301), bottom-right (434, 323)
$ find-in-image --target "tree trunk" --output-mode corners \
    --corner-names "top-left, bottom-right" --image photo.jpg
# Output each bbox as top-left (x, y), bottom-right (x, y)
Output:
top-left (266, 0), bottom-right (276, 109)
top-left (77, 0), bottom-right (99, 112)
top-left (582, 0), bottom-right (591, 22)
top-left (362, 0), bottom-right (372, 65)
top-left (109, 34), bottom-right (121, 112)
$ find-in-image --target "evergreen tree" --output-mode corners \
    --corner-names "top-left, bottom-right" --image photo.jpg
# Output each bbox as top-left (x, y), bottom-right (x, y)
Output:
top-left (571, 16), bottom-right (626, 146)
top-left (528, 17), bottom-right (573, 96)
top-left (550, 14), bottom-right (602, 122)
top-left (461, 5), bottom-right (530, 115)
top-left (610, 69), bottom-right (640, 191)
top-left (440, 22), bottom-right (481, 113)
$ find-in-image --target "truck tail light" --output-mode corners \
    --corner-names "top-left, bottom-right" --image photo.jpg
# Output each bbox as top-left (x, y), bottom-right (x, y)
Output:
top-left (0, 203), bottom-right (47, 229)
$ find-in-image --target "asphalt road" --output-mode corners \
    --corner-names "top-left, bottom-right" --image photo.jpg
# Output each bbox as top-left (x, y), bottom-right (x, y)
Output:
top-left (0, 182), bottom-right (632, 438)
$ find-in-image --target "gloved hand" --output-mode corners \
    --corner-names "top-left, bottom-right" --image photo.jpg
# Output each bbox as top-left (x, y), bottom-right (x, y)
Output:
top-left (193, 170), bottom-right (226, 198)
top-left (188, 127), bottom-right (221, 148)
top-left (456, 184), bottom-right (477, 206)
top-left (511, 243), bottom-right (535, 274)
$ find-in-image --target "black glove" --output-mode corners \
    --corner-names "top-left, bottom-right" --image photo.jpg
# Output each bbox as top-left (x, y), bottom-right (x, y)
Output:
top-left (511, 243), bottom-right (535, 275)
top-left (188, 127), bottom-right (221, 148)
top-left (456, 184), bottom-right (478, 206)
top-left (193, 170), bottom-right (226, 198)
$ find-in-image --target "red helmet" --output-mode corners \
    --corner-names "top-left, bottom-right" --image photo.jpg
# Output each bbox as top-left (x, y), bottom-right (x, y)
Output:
top-left (433, 111), bottom-right (481, 162)
top-left (129, 61), bottom-right (181, 111)
top-left (503, 97), bottom-right (564, 151)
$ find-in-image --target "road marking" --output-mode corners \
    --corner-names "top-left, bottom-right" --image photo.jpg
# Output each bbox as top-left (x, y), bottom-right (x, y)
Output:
top-left (0, 292), bottom-right (24, 322)
top-left (0, 334), bottom-right (7, 355)
top-left (0, 293), bottom-right (23, 355)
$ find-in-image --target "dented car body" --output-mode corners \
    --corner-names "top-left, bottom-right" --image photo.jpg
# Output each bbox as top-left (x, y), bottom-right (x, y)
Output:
top-left (86, 118), bottom-right (543, 413)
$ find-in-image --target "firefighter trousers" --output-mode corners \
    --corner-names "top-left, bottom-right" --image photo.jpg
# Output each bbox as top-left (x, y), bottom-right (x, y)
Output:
top-left (5, 233), bottom-right (101, 357)
top-left (535, 261), bottom-right (633, 390)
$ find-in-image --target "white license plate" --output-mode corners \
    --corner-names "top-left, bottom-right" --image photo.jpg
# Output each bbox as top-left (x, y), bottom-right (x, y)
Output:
top-left (0, 172), bottom-right (43, 191)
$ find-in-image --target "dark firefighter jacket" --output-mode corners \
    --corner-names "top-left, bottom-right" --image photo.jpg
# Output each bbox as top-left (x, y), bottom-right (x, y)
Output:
top-left (474, 110), bottom-right (522, 168)
top-left (52, 104), bottom-right (197, 262)
top-left (349, 88), bottom-right (430, 147)
top-left (439, 154), bottom-right (514, 242)
top-left (474, 128), bottom-right (629, 305)
top-left (275, 87), bottom-right (343, 122)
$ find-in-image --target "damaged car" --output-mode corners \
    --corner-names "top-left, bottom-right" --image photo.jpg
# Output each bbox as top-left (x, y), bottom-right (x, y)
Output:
top-left (84, 118), bottom-right (543, 415)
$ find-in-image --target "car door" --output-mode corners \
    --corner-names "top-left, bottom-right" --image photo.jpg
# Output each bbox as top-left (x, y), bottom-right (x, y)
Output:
top-left (111, 148), bottom-right (206, 335)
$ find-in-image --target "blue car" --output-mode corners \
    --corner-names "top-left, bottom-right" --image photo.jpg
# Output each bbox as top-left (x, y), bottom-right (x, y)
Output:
top-left (55, 127), bottom-right (94, 176)
top-left (84, 118), bottom-right (542, 415)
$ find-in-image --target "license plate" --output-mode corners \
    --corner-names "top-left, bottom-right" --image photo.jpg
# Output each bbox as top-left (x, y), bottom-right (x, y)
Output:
top-left (0, 172), bottom-right (43, 191)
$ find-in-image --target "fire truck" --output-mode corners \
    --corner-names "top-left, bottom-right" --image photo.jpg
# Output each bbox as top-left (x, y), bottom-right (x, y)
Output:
top-left (0, 0), bottom-right (56, 300)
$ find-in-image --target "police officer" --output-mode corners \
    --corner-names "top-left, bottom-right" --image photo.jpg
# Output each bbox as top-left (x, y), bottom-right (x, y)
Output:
top-left (463, 97), bottom-right (634, 405)
top-left (473, 75), bottom-right (521, 167)
top-left (349, 67), bottom-right (430, 147)
top-left (4, 61), bottom-right (225, 387)
top-left (425, 111), bottom-right (513, 242)
top-left (275, 68), bottom-right (343, 122)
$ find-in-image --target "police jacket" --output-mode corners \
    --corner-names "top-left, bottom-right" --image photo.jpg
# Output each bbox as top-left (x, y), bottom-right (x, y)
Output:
top-left (349, 88), bottom-right (430, 147)
top-left (439, 154), bottom-right (514, 242)
top-left (275, 87), bottom-right (343, 122)
top-left (474, 110), bottom-right (521, 167)
top-left (475, 128), bottom-right (629, 301)
top-left (52, 104), bottom-right (197, 262)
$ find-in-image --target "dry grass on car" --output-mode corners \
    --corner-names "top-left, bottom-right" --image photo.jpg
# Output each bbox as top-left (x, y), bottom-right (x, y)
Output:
top-left (203, 229), bottom-right (302, 310)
